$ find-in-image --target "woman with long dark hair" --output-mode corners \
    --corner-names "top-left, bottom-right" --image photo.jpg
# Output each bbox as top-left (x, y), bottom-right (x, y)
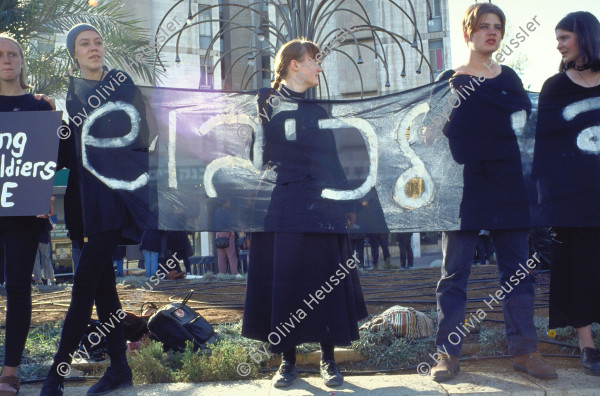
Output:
top-left (533, 11), bottom-right (600, 376)
top-left (430, 3), bottom-right (556, 382)
top-left (0, 33), bottom-right (54, 396)
top-left (41, 23), bottom-right (150, 395)
top-left (241, 38), bottom-right (367, 388)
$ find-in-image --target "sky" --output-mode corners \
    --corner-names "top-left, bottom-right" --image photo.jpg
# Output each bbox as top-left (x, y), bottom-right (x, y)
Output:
top-left (448, 0), bottom-right (600, 91)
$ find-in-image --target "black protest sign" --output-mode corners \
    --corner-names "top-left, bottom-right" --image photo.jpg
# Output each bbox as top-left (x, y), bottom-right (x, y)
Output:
top-left (0, 111), bottom-right (62, 216)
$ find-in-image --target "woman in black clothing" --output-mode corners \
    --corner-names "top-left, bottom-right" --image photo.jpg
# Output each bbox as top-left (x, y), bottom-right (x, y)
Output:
top-left (0, 34), bottom-right (54, 396)
top-left (533, 11), bottom-right (600, 376)
top-left (241, 38), bottom-right (367, 388)
top-left (41, 24), bottom-right (149, 396)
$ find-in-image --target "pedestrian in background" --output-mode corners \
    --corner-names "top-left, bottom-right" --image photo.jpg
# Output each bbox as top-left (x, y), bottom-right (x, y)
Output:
top-left (214, 198), bottom-right (241, 277)
top-left (396, 232), bottom-right (413, 269)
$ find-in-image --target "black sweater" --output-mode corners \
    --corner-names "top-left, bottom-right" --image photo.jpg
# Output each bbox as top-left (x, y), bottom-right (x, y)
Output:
top-left (440, 66), bottom-right (532, 229)
top-left (533, 72), bottom-right (600, 226)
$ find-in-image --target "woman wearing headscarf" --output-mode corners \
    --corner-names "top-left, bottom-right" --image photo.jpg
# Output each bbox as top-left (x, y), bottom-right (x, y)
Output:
top-left (41, 23), bottom-right (151, 395)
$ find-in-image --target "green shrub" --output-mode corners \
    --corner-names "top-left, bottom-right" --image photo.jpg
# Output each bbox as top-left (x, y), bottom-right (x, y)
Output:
top-left (128, 337), bottom-right (263, 384)
top-left (352, 328), bottom-right (436, 369)
top-left (178, 339), bottom-right (260, 382)
top-left (127, 340), bottom-right (176, 384)
top-left (478, 326), bottom-right (507, 356)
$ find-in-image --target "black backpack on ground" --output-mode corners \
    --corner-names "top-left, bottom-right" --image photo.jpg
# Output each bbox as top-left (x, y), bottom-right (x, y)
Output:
top-left (147, 290), bottom-right (216, 351)
top-left (77, 319), bottom-right (108, 361)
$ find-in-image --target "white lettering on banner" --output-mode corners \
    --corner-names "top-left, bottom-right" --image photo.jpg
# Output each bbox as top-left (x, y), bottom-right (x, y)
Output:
top-left (284, 119), bottom-right (296, 141)
top-left (0, 131), bottom-right (27, 157)
top-left (81, 101), bottom-right (148, 190)
top-left (1, 182), bottom-right (17, 207)
top-left (392, 102), bottom-right (434, 209)
top-left (317, 118), bottom-right (378, 201)
top-left (0, 125), bottom-right (58, 208)
top-left (168, 110), bottom-right (264, 193)
top-left (563, 98), bottom-right (600, 154)
top-left (204, 156), bottom-right (260, 198)
top-left (168, 109), bottom-right (182, 189)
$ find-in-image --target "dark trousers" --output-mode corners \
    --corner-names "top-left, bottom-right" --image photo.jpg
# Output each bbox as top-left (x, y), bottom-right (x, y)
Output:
top-left (369, 234), bottom-right (390, 264)
top-left (1, 229), bottom-right (41, 366)
top-left (435, 230), bottom-right (538, 357)
top-left (398, 236), bottom-right (413, 268)
top-left (70, 239), bottom-right (83, 273)
top-left (474, 235), bottom-right (494, 264)
top-left (173, 250), bottom-right (191, 273)
top-left (52, 230), bottom-right (126, 369)
top-left (350, 238), bottom-right (365, 268)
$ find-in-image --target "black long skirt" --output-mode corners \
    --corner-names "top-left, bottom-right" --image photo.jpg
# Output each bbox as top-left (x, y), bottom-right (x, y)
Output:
top-left (242, 232), bottom-right (368, 353)
top-left (549, 227), bottom-right (600, 329)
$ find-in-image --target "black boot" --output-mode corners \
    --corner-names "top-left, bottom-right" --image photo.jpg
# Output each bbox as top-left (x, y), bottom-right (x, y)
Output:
top-left (581, 347), bottom-right (600, 376)
top-left (272, 361), bottom-right (297, 388)
top-left (40, 373), bottom-right (64, 396)
top-left (320, 360), bottom-right (343, 387)
top-left (86, 366), bottom-right (133, 395)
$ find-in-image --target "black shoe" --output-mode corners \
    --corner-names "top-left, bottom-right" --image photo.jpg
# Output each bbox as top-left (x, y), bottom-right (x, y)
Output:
top-left (272, 361), bottom-right (297, 388)
top-left (40, 375), bottom-right (64, 396)
top-left (86, 366), bottom-right (133, 395)
top-left (320, 360), bottom-right (343, 387)
top-left (581, 347), bottom-right (600, 376)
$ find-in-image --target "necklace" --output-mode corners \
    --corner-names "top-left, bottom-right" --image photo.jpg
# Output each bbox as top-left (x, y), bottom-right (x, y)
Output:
top-left (576, 69), bottom-right (600, 88)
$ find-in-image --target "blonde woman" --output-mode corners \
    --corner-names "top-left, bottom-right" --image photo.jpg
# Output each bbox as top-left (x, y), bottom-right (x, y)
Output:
top-left (0, 34), bottom-right (54, 396)
top-left (241, 38), bottom-right (367, 388)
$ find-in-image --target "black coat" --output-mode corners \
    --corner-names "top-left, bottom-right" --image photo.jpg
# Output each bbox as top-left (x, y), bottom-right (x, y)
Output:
top-left (140, 229), bottom-right (162, 252)
top-left (243, 85), bottom-right (367, 352)
top-left (166, 231), bottom-right (191, 254)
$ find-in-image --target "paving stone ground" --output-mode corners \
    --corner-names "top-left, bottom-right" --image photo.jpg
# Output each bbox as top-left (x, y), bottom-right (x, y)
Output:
top-left (22, 359), bottom-right (600, 396)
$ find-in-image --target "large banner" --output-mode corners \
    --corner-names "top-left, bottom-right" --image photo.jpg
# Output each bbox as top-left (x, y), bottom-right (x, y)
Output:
top-left (144, 83), bottom-right (465, 232)
top-left (0, 111), bottom-right (62, 216)
top-left (72, 78), bottom-right (593, 232)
